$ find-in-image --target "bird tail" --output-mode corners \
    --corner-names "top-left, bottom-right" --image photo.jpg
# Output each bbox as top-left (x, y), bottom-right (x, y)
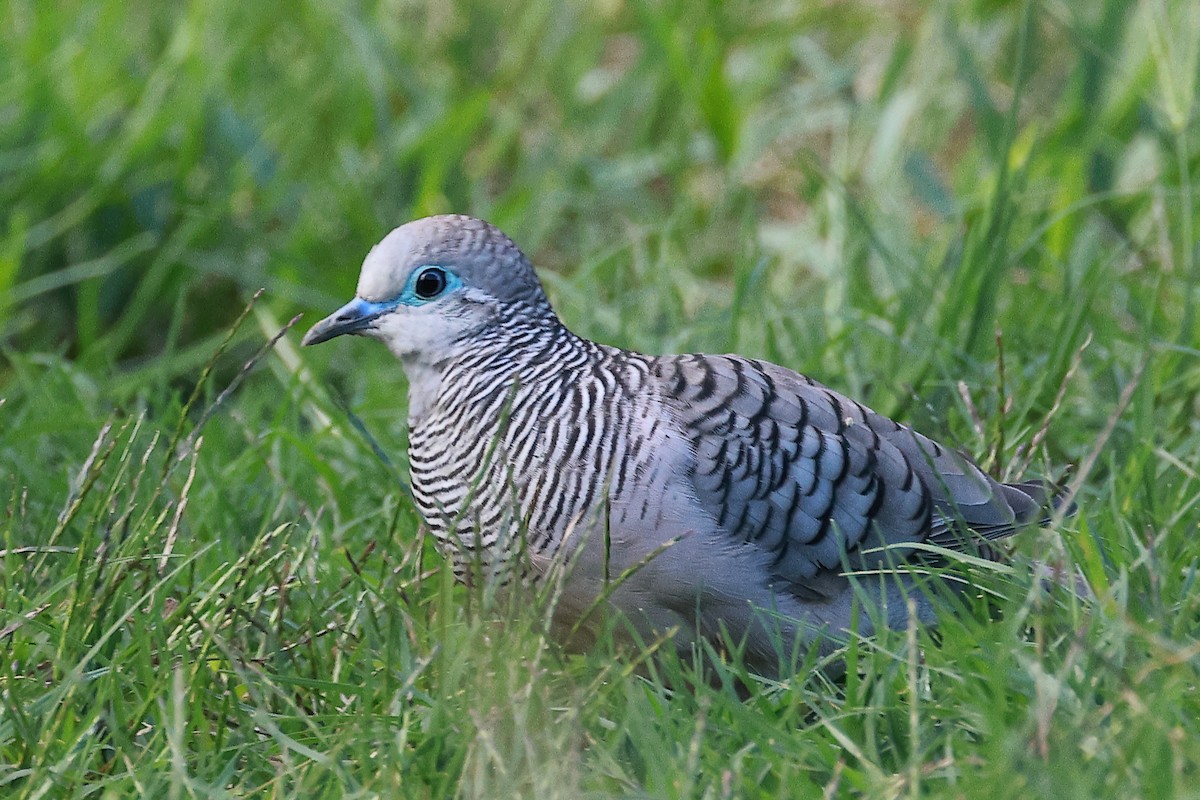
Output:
top-left (1000, 475), bottom-right (1077, 525)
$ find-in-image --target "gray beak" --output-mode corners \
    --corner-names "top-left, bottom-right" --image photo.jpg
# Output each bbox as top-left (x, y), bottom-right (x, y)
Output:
top-left (301, 297), bottom-right (389, 346)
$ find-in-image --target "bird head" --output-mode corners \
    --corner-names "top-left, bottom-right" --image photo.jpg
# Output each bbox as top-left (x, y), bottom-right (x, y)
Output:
top-left (301, 215), bottom-right (553, 362)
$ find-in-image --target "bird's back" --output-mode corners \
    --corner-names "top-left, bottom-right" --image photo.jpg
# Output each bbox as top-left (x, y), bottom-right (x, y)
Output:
top-left (651, 354), bottom-right (1061, 583)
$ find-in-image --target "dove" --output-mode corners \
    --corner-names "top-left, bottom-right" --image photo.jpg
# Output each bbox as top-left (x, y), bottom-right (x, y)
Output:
top-left (303, 215), bottom-right (1069, 674)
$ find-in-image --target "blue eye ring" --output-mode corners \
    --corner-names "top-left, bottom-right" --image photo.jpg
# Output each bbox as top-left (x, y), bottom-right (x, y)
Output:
top-left (413, 266), bottom-right (448, 300)
top-left (401, 265), bottom-right (461, 304)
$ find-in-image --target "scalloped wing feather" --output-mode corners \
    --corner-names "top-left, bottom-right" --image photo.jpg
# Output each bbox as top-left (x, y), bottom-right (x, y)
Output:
top-left (652, 354), bottom-right (1058, 590)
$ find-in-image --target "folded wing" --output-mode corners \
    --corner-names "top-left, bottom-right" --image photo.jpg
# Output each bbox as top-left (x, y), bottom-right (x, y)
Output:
top-left (652, 355), bottom-right (1058, 591)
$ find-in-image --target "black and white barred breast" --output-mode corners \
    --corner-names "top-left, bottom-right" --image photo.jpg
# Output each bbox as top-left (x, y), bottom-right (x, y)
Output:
top-left (407, 327), bottom-right (664, 578)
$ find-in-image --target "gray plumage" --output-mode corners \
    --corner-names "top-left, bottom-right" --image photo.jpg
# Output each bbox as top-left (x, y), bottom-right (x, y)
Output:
top-left (303, 214), bottom-right (1070, 674)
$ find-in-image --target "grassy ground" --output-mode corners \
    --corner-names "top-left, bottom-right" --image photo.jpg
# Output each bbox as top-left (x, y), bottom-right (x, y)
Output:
top-left (3, 0), bottom-right (1200, 796)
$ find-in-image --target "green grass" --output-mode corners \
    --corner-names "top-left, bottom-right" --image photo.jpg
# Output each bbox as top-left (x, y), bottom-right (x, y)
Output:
top-left (3, 0), bottom-right (1200, 796)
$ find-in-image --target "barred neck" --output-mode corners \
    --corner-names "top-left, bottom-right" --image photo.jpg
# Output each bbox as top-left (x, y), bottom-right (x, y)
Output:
top-left (404, 304), bottom-right (592, 420)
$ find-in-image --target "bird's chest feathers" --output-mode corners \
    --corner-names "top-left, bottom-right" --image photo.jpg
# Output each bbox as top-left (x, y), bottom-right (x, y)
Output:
top-left (405, 366), bottom-right (672, 549)
top-left (409, 378), bottom-right (600, 498)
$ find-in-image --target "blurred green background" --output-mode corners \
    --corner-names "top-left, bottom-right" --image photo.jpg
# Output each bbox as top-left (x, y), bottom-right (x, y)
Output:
top-left (3, 0), bottom-right (1200, 797)
top-left (6, 0), bottom-right (1195, 383)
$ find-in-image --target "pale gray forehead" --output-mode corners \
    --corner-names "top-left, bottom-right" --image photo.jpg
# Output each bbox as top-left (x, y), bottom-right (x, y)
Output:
top-left (356, 214), bottom-right (547, 307)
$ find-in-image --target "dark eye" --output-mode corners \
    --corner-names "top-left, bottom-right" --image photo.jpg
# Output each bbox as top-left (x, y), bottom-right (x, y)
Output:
top-left (413, 267), bottom-right (448, 300)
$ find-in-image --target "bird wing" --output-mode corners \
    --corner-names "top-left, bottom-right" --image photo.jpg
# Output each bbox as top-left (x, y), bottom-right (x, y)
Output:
top-left (652, 354), bottom-right (1051, 589)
